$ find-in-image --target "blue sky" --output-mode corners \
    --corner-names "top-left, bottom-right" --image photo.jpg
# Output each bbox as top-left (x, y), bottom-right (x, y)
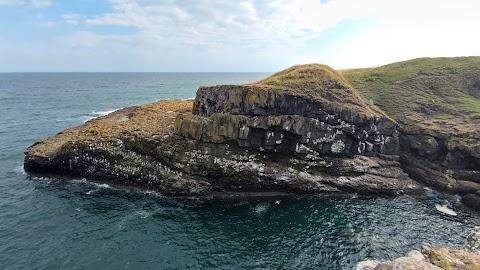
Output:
top-left (1, 0), bottom-right (479, 72)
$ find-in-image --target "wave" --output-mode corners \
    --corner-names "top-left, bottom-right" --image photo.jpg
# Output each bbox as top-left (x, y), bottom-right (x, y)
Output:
top-left (82, 108), bottom-right (122, 123)
top-left (85, 183), bottom-right (113, 195)
top-left (94, 183), bottom-right (111, 189)
top-left (55, 108), bottom-right (123, 123)
top-left (71, 178), bottom-right (89, 184)
top-left (252, 202), bottom-right (270, 215)
top-left (13, 165), bottom-right (26, 175)
top-left (142, 190), bottom-right (163, 198)
top-left (181, 97), bottom-right (195, 101)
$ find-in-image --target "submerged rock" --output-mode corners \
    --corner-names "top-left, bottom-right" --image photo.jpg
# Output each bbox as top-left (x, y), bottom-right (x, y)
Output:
top-left (24, 64), bottom-right (422, 196)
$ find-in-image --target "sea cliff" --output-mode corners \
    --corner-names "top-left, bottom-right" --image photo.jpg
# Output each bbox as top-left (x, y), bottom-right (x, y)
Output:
top-left (24, 58), bottom-right (480, 209)
top-left (343, 57), bottom-right (480, 210)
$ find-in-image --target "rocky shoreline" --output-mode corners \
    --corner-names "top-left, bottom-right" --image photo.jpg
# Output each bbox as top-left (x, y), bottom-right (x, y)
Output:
top-left (24, 99), bottom-right (421, 197)
top-left (357, 227), bottom-right (480, 270)
top-left (24, 60), bottom-right (480, 210)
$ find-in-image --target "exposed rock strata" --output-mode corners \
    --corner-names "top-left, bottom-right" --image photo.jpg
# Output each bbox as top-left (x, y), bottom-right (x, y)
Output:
top-left (342, 57), bottom-right (480, 210)
top-left (179, 85), bottom-right (399, 158)
top-left (24, 100), bottom-right (419, 196)
top-left (400, 130), bottom-right (480, 209)
top-left (356, 227), bottom-right (480, 270)
top-left (24, 65), bottom-right (422, 196)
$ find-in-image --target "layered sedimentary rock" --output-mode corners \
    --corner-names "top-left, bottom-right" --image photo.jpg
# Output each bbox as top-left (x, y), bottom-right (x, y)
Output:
top-left (401, 131), bottom-right (480, 201)
top-left (24, 64), bottom-right (421, 196)
top-left (178, 64), bottom-right (400, 159)
top-left (343, 57), bottom-right (480, 210)
top-left (179, 85), bottom-right (399, 157)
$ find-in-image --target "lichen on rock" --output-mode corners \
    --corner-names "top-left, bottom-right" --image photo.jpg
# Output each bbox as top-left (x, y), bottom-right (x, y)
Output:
top-left (356, 227), bottom-right (480, 270)
top-left (343, 57), bottom-right (480, 210)
top-left (24, 64), bottom-right (424, 196)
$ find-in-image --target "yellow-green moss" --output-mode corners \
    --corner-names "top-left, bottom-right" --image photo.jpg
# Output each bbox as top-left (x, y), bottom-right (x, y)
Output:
top-left (27, 100), bottom-right (193, 158)
top-left (247, 63), bottom-right (386, 119)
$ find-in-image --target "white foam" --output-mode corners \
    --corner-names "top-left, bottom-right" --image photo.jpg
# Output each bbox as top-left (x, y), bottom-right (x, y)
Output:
top-left (71, 178), bottom-right (88, 184)
top-left (83, 108), bottom-right (122, 123)
top-left (92, 109), bottom-right (121, 117)
top-left (14, 165), bottom-right (26, 175)
top-left (453, 195), bottom-right (462, 203)
top-left (181, 97), bottom-right (195, 101)
top-left (135, 209), bottom-right (152, 219)
top-left (95, 183), bottom-right (111, 189)
top-left (143, 190), bottom-right (163, 197)
top-left (435, 204), bottom-right (458, 216)
top-left (72, 178), bottom-right (113, 190)
top-left (31, 176), bottom-right (52, 182)
top-left (253, 203), bottom-right (270, 215)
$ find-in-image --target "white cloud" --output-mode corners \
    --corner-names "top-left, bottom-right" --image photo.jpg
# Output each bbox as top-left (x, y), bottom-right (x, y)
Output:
top-left (61, 14), bottom-right (81, 25)
top-left (31, 0), bottom-right (51, 8)
top-left (336, 0), bottom-right (480, 68)
top-left (84, 0), bottom-right (371, 49)
top-left (61, 31), bottom-right (132, 47)
top-left (43, 21), bottom-right (55, 27)
top-left (4, 0), bottom-right (480, 71)
top-left (50, 0), bottom-right (480, 70)
top-left (0, 0), bottom-right (24, 5)
top-left (0, 0), bottom-right (52, 8)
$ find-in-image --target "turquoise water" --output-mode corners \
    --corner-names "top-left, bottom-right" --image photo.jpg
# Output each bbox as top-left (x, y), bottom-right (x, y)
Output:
top-left (0, 73), bottom-right (478, 270)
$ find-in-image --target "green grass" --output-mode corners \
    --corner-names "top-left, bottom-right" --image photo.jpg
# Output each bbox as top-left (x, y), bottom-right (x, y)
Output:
top-left (341, 57), bottom-right (480, 135)
top-left (249, 63), bottom-right (385, 118)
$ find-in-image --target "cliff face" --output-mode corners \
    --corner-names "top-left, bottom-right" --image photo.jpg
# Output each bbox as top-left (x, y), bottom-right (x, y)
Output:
top-left (343, 57), bottom-right (480, 209)
top-left (180, 85), bottom-right (398, 157)
top-left (400, 132), bottom-right (480, 204)
top-left (24, 64), bottom-right (422, 197)
top-left (24, 59), bottom-right (479, 206)
top-left (179, 65), bottom-right (399, 158)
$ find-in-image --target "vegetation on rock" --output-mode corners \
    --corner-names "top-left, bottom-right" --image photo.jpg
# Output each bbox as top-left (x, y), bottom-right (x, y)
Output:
top-left (342, 57), bottom-right (480, 136)
top-left (341, 57), bottom-right (480, 210)
top-left (251, 63), bottom-right (385, 118)
top-left (24, 57), bottom-right (480, 207)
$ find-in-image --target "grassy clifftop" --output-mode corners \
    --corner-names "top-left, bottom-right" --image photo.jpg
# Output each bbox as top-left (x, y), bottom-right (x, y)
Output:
top-left (249, 63), bottom-right (386, 118)
top-left (341, 57), bottom-right (480, 136)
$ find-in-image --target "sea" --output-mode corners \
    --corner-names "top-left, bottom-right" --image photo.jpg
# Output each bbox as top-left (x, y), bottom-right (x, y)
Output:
top-left (0, 73), bottom-right (478, 270)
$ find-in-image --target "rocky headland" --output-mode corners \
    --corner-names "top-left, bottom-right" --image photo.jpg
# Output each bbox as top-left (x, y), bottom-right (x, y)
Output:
top-left (25, 57), bottom-right (480, 209)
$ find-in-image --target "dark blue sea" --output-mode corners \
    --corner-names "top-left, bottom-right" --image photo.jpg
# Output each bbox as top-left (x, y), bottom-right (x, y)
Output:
top-left (0, 73), bottom-right (478, 270)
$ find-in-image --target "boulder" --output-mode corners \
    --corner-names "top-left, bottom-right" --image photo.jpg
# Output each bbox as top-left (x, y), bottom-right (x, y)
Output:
top-left (357, 228), bottom-right (480, 270)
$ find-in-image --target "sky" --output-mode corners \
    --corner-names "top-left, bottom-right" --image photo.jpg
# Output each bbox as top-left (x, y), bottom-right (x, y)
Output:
top-left (0, 0), bottom-right (479, 72)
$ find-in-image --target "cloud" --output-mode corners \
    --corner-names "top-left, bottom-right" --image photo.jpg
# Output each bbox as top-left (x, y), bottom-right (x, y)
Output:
top-left (31, 0), bottom-right (51, 8)
top-left (0, 0), bottom-right (52, 8)
top-left (61, 14), bottom-right (82, 25)
top-left (60, 30), bottom-right (133, 47)
top-left (0, 0), bottom-right (24, 5)
top-left (336, 0), bottom-right (480, 67)
top-left (83, 0), bottom-right (372, 49)
top-left (3, 0), bottom-right (480, 71)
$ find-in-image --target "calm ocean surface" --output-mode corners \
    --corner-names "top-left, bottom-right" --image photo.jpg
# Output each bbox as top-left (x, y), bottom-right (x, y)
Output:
top-left (0, 73), bottom-right (478, 270)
